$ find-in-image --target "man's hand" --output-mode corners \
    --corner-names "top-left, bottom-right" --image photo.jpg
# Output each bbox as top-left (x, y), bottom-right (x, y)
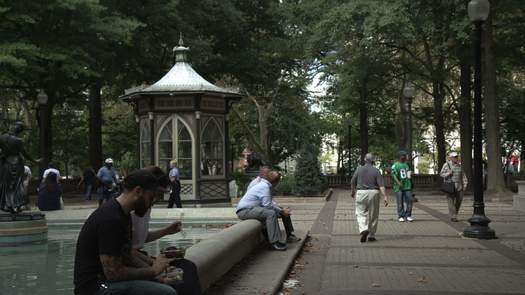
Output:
top-left (281, 207), bottom-right (291, 217)
top-left (384, 197), bottom-right (389, 207)
top-left (151, 254), bottom-right (174, 276)
top-left (163, 221), bottom-right (182, 235)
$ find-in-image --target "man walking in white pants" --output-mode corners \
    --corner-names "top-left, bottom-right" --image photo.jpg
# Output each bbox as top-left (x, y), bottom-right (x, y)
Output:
top-left (350, 153), bottom-right (389, 243)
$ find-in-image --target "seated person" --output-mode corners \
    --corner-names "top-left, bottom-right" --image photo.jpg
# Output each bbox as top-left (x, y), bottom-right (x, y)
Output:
top-left (246, 166), bottom-right (271, 191)
top-left (131, 166), bottom-right (202, 295)
top-left (236, 171), bottom-right (300, 251)
top-left (37, 172), bottom-right (62, 211)
top-left (73, 169), bottom-right (176, 295)
top-left (42, 162), bottom-right (61, 183)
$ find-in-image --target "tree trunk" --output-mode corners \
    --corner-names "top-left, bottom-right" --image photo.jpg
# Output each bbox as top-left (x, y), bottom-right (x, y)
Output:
top-left (359, 78), bottom-right (368, 164)
top-left (89, 84), bottom-right (103, 171)
top-left (256, 101), bottom-right (273, 160)
top-left (483, 17), bottom-right (507, 194)
top-left (433, 82), bottom-right (446, 172)
top-left (398, 84), bottom-right (407, 152)
top-left (459, 50), bottom-right (473, 190)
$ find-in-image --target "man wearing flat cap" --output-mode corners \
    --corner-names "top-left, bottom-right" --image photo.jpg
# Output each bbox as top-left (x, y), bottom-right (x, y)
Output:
top-left (440, 152), bottom-right (468, 222)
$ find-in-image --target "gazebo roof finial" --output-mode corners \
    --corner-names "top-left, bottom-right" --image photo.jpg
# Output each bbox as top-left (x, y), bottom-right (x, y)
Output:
top-left (173, 32), bottom-right (189, 63)
top-left (179, 32), bottom-right (184, 46)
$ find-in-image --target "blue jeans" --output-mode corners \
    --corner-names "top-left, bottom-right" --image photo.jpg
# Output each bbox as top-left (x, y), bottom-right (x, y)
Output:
top-left (85, 184), bottom-right (93, 200)
top-left (95, 280), bottom-right (177, 295)
top-left (395, 190), bottom-right (413, 218)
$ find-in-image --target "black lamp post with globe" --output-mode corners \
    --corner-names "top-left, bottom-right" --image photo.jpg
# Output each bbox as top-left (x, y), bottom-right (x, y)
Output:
top-left (37, 89), bottom-right (49, 178)
top-left (463, 0), bottom-right (496, 239)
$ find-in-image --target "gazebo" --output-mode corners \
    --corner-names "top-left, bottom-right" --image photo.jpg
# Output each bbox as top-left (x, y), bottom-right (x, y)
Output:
top-left (120, 38), bottom-right (243, 205)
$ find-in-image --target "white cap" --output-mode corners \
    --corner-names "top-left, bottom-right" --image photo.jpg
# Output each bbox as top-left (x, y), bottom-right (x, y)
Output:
top-left (449, 152), bottom-right (458, 157)
top-left (105, 158), bottom-right (114, 164)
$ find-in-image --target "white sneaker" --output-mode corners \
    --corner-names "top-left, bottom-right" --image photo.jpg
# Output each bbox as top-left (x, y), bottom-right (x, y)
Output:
top-left (398, 217), bottom-right (405, 222)
top-left (406, 217), bottom-right (414, 222)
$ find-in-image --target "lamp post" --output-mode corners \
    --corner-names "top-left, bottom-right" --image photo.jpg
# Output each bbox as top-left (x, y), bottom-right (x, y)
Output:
top-left (403, 82), bottom-right (415, 169)
top-left (347, 118), bottom-right (352, 175)
top-left (37, 90), bottom-right (49, 179)
top-left (464, 0), bottom-right (495, 239)
top-left (148, 111), bottom-right (155, 166)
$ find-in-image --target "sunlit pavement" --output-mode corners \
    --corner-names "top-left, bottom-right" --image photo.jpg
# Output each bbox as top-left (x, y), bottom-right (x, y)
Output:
top-left (282, 189), bottom-right (525, 295)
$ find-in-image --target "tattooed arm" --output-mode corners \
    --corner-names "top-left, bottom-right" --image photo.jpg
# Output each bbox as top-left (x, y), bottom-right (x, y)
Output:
top-left (100, 254), bottom-right (172, 282)
top-left (130, 249), bottom-right (154, 266)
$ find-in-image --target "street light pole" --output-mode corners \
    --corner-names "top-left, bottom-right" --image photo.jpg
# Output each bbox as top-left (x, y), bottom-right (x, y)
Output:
top-left (464, 0), bottom-right (495, 239)
top-left (37, 90), bottom-right (49, 180)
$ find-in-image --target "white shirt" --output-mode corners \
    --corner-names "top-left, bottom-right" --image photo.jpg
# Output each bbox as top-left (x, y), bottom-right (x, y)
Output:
top-left (43, 168), bottom-right (60, 182)
top-left (131, 209), bottom-right (151, 249)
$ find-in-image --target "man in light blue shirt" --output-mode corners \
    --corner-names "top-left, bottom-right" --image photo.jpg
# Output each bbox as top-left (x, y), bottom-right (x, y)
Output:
top-left (168, 159), bottom-right (182, 208)
top-left (97, 158), bottom-right (119, 206)
top-left (246, 166), bottom-right (271, 191)
top-left (236, 171), bottom-right (300, 251)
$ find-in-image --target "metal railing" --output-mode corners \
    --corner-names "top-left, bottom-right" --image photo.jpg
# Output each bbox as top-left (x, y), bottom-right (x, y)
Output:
top-left (324, 174), bottom-right (441, 189)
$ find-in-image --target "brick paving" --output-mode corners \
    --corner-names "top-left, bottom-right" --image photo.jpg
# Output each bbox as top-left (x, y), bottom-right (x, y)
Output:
top-left (283, 189), bottom-right (525, 295)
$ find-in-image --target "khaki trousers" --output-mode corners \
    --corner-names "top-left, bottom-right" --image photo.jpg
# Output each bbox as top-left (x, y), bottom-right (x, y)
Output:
top-left (355, 189), bottom-right (380, 237)
top-left (446, 190), bottom-right (463, 218)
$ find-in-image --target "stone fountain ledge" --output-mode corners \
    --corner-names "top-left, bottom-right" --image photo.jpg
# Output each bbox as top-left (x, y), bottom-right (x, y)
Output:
top-left (43, 207), bottom-right (306, 293)
top-left (42, 207), bottom-right (239, 223)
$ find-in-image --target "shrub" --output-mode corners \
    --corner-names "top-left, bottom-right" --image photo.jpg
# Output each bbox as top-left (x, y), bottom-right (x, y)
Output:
top-left (275, 174), bottom-right (295, 196)
top-left (294, 146), bottom-right (326, 196)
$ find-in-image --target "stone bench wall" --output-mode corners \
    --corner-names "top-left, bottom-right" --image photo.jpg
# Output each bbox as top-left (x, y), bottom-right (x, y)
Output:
top-left (184, 219), bottom-right (264, 291)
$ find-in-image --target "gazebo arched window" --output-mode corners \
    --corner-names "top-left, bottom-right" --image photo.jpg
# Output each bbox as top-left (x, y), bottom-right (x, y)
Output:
top-left (140, 121), bottom-right (151, 167)
top-left (201, 118), bottom-right (223, 176)
top-left (158, 121), bottom-right (173, 171)
top-left (177, 120), bottom-right (192, 178)
top-left (157, 116), bottom-right (193, 179)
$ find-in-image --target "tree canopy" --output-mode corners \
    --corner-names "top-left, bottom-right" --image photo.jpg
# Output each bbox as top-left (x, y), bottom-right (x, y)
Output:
top-left (1, 0), bottom-right (523, 195)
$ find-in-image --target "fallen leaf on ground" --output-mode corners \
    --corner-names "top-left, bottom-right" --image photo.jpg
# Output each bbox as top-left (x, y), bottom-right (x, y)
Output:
top-left (283, 279), bottom-right (300, 289)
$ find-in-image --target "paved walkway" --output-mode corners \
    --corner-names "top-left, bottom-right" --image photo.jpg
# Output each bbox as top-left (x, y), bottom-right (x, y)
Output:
top-left (283, 189), bottom-right (525, 295)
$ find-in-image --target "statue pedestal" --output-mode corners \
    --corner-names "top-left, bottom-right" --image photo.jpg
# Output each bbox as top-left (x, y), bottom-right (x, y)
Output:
top-left (0, 212), bottom-right (48, 246)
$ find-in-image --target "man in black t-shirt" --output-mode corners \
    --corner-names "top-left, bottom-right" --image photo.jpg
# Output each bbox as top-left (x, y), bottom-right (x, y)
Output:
top-left (78, 167), bottom-right (96, 200)
top-left (74, 170), bottom-right (177, 295)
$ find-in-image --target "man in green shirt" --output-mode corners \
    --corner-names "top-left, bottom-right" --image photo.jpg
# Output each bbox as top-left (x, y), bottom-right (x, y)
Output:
top-left (391, 151), bottom-right (414, 222)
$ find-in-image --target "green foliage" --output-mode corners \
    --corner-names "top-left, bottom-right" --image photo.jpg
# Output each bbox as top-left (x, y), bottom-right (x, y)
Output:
top-left (274, 174), bottom-right (295, 196)
top-left (101, 98), bottom-right (137, 166)
top-left (118, 151), bottom-right (138, 177)
top-left (1, 0), bottom-right (524, 184)
top-left (294, 146), bottom-right (326, 196)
